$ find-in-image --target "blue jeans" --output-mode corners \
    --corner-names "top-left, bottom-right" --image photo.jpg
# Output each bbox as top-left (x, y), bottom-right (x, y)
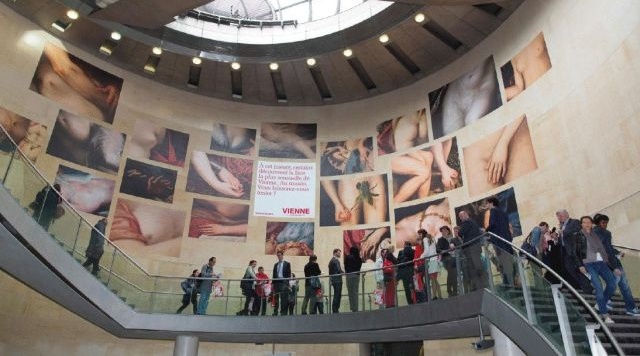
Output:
top-left (197, 288), bottom-right (211, 315)
top-left (616, 268), bottom-right (637, 313)
top-left (584, 261), bottom-right (616, 316)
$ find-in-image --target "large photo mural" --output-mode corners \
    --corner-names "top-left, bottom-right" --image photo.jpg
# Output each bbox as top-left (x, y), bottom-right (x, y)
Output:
top-left (0, 106), bottom-right (47, 162)
top-left (463, 115), bottom-right (537, 196)
top-left (428, 56), bottom-right (502, 139)
top-left (501, 33), bottom-right (552, 101)
top-left (391, 137), bottom-right (462, 203)
top-left (46, 110), bottom-right (125, 174)
top-left (30, 43), bottom-right (123, 124)
top-left (320, 173), bottom-right (389, 227)
top-left (376, 109), bottom-right (428, 156)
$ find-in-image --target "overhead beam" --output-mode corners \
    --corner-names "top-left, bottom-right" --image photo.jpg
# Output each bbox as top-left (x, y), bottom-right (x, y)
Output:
top-left (89, 0), bottom-right (213, 29)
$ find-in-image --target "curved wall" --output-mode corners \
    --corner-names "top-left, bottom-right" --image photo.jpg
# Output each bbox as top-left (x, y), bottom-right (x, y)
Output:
top-left (1, 0), bottom-right (639, 279)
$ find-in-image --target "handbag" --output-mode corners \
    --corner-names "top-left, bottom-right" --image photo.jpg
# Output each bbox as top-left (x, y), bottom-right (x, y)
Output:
top-left (373, 288), bottom-right (384, 305)
top-left (309, 276), bottom-right (321, 289)
top-left (240, 272), bottom-right (252, 292)
top-left (520, 234), bottom-right (538, 258)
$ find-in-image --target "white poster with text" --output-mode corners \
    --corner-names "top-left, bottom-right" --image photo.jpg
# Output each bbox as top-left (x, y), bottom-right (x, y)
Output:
top-left (254, 161), bottom-right (316, 218)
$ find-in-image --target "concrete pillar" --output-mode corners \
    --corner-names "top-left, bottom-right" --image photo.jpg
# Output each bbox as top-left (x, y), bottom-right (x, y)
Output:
top-left (490, 325), bottom-right (525, 356)
top-left (173, 335), bottom-right (199, 356)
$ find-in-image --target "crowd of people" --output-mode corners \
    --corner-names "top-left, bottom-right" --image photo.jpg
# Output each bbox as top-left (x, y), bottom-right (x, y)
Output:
top-left (176, 204), bottom-right (637, 325)
top-left (25, 182), bottom-right (635, 324)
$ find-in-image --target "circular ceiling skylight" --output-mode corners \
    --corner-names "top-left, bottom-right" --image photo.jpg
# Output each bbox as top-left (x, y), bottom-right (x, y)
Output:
top-left (167, 0), bottom-right (393, 45)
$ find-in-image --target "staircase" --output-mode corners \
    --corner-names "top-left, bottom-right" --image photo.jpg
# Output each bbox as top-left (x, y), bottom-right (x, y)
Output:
top-left (567, 289), bottom-right (640, 355)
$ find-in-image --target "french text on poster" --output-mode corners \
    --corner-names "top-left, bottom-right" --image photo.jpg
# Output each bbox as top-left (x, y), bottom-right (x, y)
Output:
top-left (254, 161), bottom-right (316, 218)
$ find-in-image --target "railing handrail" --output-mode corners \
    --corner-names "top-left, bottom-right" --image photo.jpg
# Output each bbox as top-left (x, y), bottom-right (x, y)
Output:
top-left (613, 244), bottom-right (640, 253)
top-left (485, 231), bottom-right (624, 356)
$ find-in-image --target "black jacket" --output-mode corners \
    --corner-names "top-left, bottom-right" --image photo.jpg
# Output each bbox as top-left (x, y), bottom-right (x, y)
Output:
top-left (304, 261), bottom-right (321, 286)
top-left (565, 230), bottom-right (613, 271)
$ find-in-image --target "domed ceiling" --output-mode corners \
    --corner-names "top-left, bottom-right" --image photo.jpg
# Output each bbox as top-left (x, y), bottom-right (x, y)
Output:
top-left (4, 0), bottom-right (523, 106)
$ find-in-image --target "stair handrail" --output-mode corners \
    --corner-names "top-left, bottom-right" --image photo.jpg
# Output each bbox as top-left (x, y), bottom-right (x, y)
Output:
top-left (486, 232), bottom-right (624, 355)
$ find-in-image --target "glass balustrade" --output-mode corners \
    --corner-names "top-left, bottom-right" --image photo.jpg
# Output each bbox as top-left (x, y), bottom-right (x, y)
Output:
top-left (0, 126), bottom-right (627, 354)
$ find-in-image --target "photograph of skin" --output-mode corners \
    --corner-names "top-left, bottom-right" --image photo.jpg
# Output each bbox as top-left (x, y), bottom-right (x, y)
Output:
top-left (0, 106), bottom-right (47, 162)
top-left (343, 226), bottom-right (391, 262)
top-left (265, 221), bottom-right (314, 256)
top-left (454, 187), bottom-right (522, 237)
top-left (394, 198), bottom-right (452, 248)
top-left (129, 119), bottom-right (189, 168)
top-left (320, 137), bottom-right (374, 177)
top-left (259, 122), bottom-right (317, 159)
top-left (186, 151), bottom-right (254, 200)
top-left (30, 43), bottom-right (123, 124)
top-left (46, 110), bottom-right (125, 174)
top-left (110, 198), bottom-right (186, 257)
top-left (501, 33), bottom-right (552, 101)
top-left (320, 174), bottom-right (389, 227)
top-left (391, 137), bottom-right (462, 204)
top-left (376, 108), bottom-right (428, 156)
top-left (54, 165), bottom-right (115, 216)
top-left (119, 159), bottom-right (177, 203)
top-left (188, 198), bottom-right (249, 242)
top-left (463, 115), bottom-right (537, 197)
top-left (210, 123), bottom-right (256, 156)
top-left (428, 57), bottom-right (503, 139)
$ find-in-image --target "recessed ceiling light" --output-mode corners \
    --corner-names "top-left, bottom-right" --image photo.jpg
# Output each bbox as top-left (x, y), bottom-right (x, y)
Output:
top-left (66, 10), bottom-right (79, 20)
top-left (99, 40), bottom-right (117, 56)
top-left (343, 48), bottom-right (353, 58)
top-left (144, 55), bottom-right (160, 74)
top-left (51, 20), bottom-right (71, 32)
top-left (306, 58), bottom-right (316, 67)
top-left (152, 46), bottom-right (162, 56)
top-left (379, 34), bottom-right (390, 43)
top-left (269, 62), bottom-right (279, 71)
top-left (192, 57), bottom-right (202, 65)
top-left (414, 13), bottom-right (426, 23)
top-left (110, 31), bottom-right (121, 41)
top-left (231, 62), bottom-right (241, 70)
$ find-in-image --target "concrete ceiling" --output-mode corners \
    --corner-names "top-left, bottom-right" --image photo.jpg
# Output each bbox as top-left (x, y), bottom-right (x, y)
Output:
top-left (2, 0), bottom-right (523, 106)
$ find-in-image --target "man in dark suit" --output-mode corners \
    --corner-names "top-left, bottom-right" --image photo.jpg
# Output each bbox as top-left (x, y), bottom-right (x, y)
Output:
top-left (556, 209), bottom-right (588, 291)
top-left (328, 248), bottom-right (344, 313)
top-left (272, 251), bottom-right (292, 315)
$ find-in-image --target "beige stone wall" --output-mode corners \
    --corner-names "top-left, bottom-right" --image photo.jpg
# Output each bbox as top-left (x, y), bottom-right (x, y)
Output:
top-left (0, 0), bottom-right (638, 307)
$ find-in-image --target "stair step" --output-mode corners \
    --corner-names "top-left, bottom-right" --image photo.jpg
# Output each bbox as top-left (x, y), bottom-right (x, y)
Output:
top-left (601, 342), bottom-right (640, 355)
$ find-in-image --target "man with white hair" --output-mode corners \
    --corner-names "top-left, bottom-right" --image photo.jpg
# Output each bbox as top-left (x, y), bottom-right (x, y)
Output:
top-left (557, 209), bottom-right (592, 293)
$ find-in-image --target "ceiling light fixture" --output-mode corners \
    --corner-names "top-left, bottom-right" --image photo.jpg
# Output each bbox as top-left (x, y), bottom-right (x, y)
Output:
top-left (152, 46), bottom-right (162, 56)
top-left (99, 39), bottom-right (117, 56)
top-left (414, 13), bottom-right (426, 23)
top-left (66, 10), bottom-right (79, 20)
top-left (343, 48), bottom-right (353, 58)
top-left (379, 34), bottom-right (390, 43)
top-left (269, 63), bottom-right (279, 71)
top-left (51, 20), bottom-right (71, 32)
top-left (306, 58), bottom-right (316, 67)
top-left (231, 62), bottom-right (241, 70)
top-left (110, 31), bottom-right (122, 41)
top-left (144, 55), bottom-right (160, 74)
top-left (192, 57), bottom-right (202, 65)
